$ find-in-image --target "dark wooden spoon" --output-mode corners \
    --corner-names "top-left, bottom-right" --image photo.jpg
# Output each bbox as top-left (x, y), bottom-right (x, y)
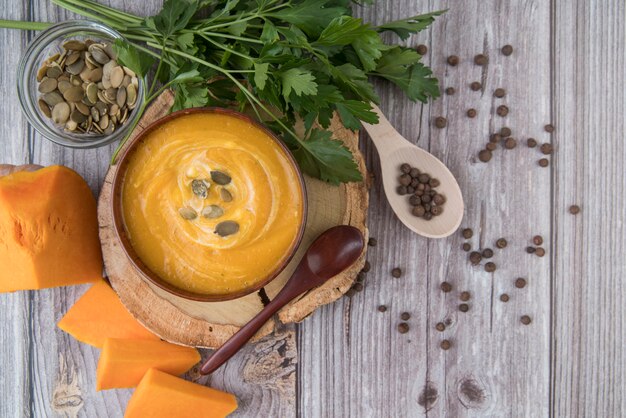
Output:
top-left (200, 225), bottom-right (364, 375)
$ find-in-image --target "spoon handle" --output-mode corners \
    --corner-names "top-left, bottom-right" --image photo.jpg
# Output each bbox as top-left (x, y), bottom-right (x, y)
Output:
top-left (361, 104), bottom-right (407, 155)
top-left (200, 264), bottom-right (315, 375)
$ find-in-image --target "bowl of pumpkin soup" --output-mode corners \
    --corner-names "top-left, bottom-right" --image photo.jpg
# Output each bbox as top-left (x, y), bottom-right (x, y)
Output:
top-left (111, 108), bottom-right (307, 301)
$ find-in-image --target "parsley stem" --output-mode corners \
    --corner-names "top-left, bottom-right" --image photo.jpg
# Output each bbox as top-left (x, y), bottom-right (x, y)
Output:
top-left (51, 0), bottom-right (122, 30)
top-left (0, 19), bottom-right (50, 31)
top-left (56, 0), bottom-right (140, 24)
top-left (198, 34), bottom-right (256, 62)
top-left (194, 30), bottom-right (264, 44)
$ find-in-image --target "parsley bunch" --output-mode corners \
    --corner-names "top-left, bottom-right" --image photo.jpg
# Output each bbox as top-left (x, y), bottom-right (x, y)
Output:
top-left (7, 0), bottom-right (444, 184)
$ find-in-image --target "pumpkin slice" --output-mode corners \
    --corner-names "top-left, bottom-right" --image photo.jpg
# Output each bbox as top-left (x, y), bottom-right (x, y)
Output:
top-left (125, 369), bottom-right (238, 418)
top-left (0, 165), bottom-right (103, 292)
top-left (58, 280), bottom-right (159, 347)
top-left (97, 338), bottom-right (200, 390)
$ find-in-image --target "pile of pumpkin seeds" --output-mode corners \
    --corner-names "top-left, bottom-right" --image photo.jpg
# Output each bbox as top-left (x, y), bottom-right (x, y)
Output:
top-left (36, 39), bottom-right (139, 135)
top-left (178, 170), bottom-right (240, 237)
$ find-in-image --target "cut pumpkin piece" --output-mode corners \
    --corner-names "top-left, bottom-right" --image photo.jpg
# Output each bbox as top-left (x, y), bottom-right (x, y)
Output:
top-left (125, 369), bottom-right (238, 418)
top-left (58, 280), bottom-right (159, 347)
top-left (0, 165), bottom-right (103, 292)
top-left (97, 338), bottom-right (200, 390)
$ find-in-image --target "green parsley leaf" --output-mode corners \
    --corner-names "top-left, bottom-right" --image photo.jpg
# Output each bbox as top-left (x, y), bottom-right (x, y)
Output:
top-left (281, 68), bottom-right (318, 99)
top-left (112, 39), bottom-right (155, 77)
top-left (270, 0), bottom-right (348, 37)
top-left (147, 0), bottom-right (199, 38)
top-left (374, 62), bottom-right (440, 103)
top-left (331, 63), bottom-right (379, 103)
top-left (254, 62), bottom-right (269, 90)
top-left (335, 100), bottom-right (378, 130)
top-left (292, 129), bottom-right (362, 184)
top-left (376, 10), bottom-right (446, 40)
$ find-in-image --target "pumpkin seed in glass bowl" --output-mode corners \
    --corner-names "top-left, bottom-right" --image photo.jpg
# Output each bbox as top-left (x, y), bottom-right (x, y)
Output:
top-left (17, 20), bottom-right (144, 149)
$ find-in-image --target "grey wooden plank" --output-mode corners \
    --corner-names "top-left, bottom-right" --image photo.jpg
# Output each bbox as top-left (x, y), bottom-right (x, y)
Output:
top-left (300, 1), bottom-right (552, 416)
top-left (0, 1), bottom-right (35, 417)
top-left (552, 1), bottom-right (626, 416)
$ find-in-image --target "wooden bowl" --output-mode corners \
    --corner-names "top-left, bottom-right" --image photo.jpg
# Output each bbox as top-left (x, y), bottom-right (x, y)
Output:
top-left (111, 108), bottom-right (308, 302)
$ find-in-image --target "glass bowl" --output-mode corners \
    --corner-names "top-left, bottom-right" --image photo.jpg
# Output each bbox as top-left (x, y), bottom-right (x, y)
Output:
top-left (17, 20), bottom-right (145, 148)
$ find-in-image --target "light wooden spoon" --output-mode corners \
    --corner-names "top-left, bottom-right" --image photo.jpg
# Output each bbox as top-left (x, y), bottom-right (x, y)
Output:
top-left (362, 105), bottom-right (464, 238)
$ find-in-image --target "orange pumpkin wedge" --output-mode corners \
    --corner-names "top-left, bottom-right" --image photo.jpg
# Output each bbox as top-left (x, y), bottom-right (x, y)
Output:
top-left (58, 280), bottom-right (159, 347)
top-left (0, 165), bottom-right (103, 292)
top-left (97, 338), bottom-right (200, 390)
top-left (125, 369), bottom-right (238, 418)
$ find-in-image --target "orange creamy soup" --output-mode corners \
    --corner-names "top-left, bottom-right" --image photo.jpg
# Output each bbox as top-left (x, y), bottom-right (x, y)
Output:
top-left (121, 112), bottom-right (304, 296)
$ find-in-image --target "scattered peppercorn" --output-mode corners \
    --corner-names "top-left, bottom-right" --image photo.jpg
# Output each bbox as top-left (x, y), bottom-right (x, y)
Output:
top-left (497, 105), bottom-right (509, 117)
top-left (527, 138), bottom-right (538, 148)
top-left (416, 44), bottom-right (428, 55)
top-left (501, 44), bottom-right (514, 56)
top-left (500, 127), bottom-right (512, 137)
top-left (569, 205), bottom-right (581, 214)
top-left (440, 340), bottom-right (451, 350)
top-left (478, 149), bottom-right (493, 162)
top-left (520, 315), bottom-right (532, 325)
top-left (460, 291), bottom-right (471, 301)
top-left (447, 55), bottom-right (459, 66)
top-left (544, 124), bottom-right (555, 133)
top-left (462, 228), bottom-right (473, 239)
top-left (490, 133), bottom-right (502, 143)
top-left (391, 268), bottom-right (402, 278)
top-left (462, 243), bottom-right (471, 252)
top-left (515, 278), bottom-right (527, 288)
top-left (467, 108), bottom-right (477, 118)
top-left (400, 163), bottom-right (411, 173)
top-left (440, 282), bottom-right (453, 293)
top-left (435, 322), bottom-right (446, 332)
top-left (504, 137), bottom-right (517, 149)
top-left (474, 54), bottom-right (488, 65)
top-left (356, 272), bottom-right (365, 283)
top-left (353, 282), bottom-right (364, 292)
top-left (400, 312), bottom-right (411, 321)
top-left (535, 247), bottom-right (546, 257)
top-left (398, 322), bottom-right (410, 334)
top-left (345, 288), bottom-right (356, 297)
top-left (458, 303), bottom-right (469, 312)
top-left (526, 246), bottom-right (536, 254)
top-left (486, 142), bottom-right (497, 151)
top-left (378, 305), bottom-right (387, 312)
top-left (538, 158), bottom-right (549, 167)
top-left (445, 87), bottom-right (455, 95)
top-left (470, 81), bottom-right (482, 91)
top-left (494, 88), bottom-right (506, 98)
top-left (485, 262), bottom-right (497, 272)
top-left (469, 251), bottom-right (482, 265)
top-left (482, 248), bottom-right (494, 258)
top-left (362, 260), bottom-right (371, 273)
top-left (533, 235), bottom-right (543, 246)
top-left (434, 116), bottom-right (447, 128)
top-left (500, 294), bottom-right (510, 302)
top-left (540, 143), bottom-right (553, 155)
top-left (368, 237), bottom-right (377, 247)
top-left (496, 238), bottom-right (508, 249)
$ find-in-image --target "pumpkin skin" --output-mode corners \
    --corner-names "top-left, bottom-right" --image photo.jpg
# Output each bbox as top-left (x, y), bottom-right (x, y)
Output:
top-left (0, 165), bottom-right (103, 292)
top-left (97, 338), bottom-right (200, 391)
top-left (58, 280), bottom-right (159, 347)
top-left (125, 368), bottom-right (238, 418)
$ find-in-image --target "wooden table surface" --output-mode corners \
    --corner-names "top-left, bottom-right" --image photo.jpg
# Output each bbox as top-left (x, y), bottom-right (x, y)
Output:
top-left (1, 1), bottom-right (624, 417)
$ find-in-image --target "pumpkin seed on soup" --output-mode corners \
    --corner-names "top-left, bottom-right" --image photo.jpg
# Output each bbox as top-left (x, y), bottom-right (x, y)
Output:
top-left (191, 179), bottom-right (209, 199)
top-left (178, 207), bottom-right (197, 220)
top-left (202, 205), bottom-right (224, 219)
top-left (211, 170), bottom-right (231, 185)
top-left (220, 188), bottom-right (233, 202)
top-left (215, 221), bottom-right (239, 237)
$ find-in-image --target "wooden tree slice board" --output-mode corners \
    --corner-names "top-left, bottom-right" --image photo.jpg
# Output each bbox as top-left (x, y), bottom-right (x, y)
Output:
top-left (98, 91), bottom-right (369, 348)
